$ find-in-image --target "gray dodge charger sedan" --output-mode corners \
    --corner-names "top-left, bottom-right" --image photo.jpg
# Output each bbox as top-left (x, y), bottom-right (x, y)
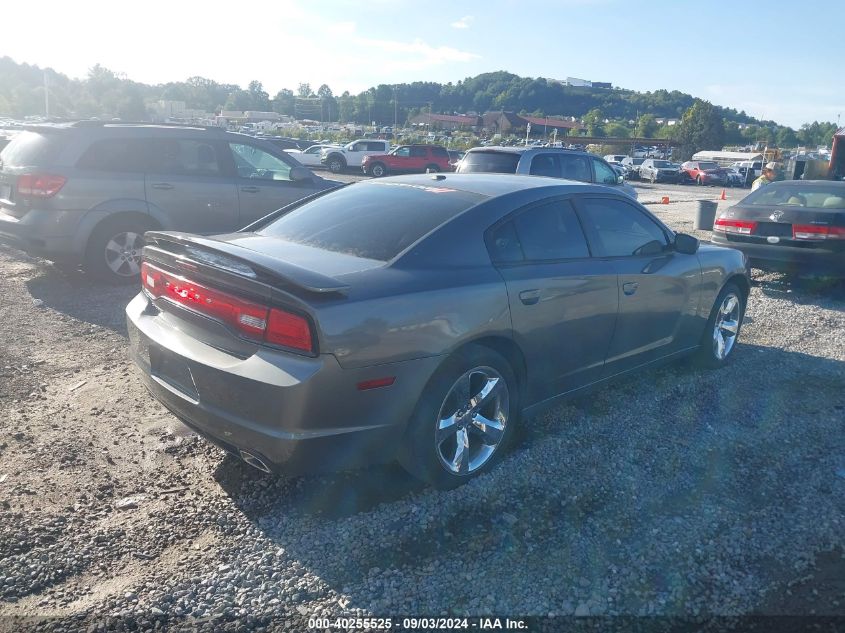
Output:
top-left (127, 174), bottom-right (750, 488)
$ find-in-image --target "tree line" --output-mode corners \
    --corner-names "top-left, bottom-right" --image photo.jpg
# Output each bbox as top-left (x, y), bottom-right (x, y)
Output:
top-left (0, 58), bottom-right (838, 155)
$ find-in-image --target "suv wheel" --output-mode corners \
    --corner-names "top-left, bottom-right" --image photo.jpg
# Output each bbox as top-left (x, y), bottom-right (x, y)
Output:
top-left (327, 155), bottom-right (346, 173)
top-left (370, 162), bottom-right (387, 177)
top-left (85, 217), bottom-right (153, 284)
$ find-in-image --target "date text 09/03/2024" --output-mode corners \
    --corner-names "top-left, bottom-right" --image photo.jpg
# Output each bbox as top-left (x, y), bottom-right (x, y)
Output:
top-left (307, 617), bottom-right (528, 630)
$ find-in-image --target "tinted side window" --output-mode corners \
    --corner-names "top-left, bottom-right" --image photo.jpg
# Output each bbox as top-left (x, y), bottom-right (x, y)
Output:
top-left (76, 138), bottom-right (147, 172)
top-left (512, 200), bottom-right (590, 261)
top-left (487, 221), bottom-right (524, 263)
top-left (409, 146), bottom-right (427, 158)
top-left (368, 142), bottom-right (387, 151)
top-left (592, 158), bottom-right (618, 185)
top-left (559, 155), bottom-right (591, 182)
top-left (529, 154), bottom-right (560, 177)
top-left (148, 139), bottom-right (223, 176)
top-left (431, 146), bottom-right (449, 157)
top-left (579, 198), bottom-right (668, 257)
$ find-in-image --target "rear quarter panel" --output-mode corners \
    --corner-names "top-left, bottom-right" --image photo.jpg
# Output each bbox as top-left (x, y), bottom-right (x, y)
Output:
top-left (696, 243), bottom-right (750, 317)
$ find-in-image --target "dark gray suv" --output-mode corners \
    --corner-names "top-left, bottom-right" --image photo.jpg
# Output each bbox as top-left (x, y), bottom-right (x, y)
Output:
top-left (0, 122), bottom-right (337, 281)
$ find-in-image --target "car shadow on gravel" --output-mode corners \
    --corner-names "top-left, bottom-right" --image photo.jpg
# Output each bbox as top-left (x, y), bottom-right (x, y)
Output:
top-left (200, 342), bottom-right (845, 615)
top-left (25, 265), bottom-right (137, 336)
top-left (754, 272), bottom-right (845, 308)
top-left (213, 454), bottom-right (426, 520)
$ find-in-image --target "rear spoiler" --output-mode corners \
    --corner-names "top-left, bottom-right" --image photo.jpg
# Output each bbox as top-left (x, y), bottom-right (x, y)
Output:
top-left (144, 231), bottom-right (350, 294)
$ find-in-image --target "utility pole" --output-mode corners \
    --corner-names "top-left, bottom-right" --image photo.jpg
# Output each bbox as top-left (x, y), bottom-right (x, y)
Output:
top-left (43, 71), bottom-right (50, 118)
top-left (393, 87), bottom-right (398, 142)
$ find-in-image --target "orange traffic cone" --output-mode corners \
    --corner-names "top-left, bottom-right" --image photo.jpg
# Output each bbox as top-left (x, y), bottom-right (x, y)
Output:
top-left (661, 196), bottom-right (669, 204)
top-left (720, 189), bottom-right (726, 201)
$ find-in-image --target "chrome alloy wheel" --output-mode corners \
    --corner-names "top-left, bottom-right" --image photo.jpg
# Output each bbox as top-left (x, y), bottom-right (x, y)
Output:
top-left (435, 366), bottom-right (509, 475)
top-left (713, 293), bottom-right (741, 360)
top-left (104, 231), bottom-right (143, 277)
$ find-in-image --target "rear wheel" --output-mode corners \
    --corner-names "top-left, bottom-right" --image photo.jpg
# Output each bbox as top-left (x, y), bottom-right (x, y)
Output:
top-left (694, 283), bottom-right (744, 368)
top-left (370, 162), bottom-right (387, 177)
top-left (84, 217), bottom-right (153, 284)
top-left (398, 345), bottom-right (518, 488)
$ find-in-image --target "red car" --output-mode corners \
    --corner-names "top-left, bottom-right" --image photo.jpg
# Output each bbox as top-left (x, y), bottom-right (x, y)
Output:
top-left (681, 161), bottom-right (729, 186)
top-left (362, 145), bottom-right (453, 177)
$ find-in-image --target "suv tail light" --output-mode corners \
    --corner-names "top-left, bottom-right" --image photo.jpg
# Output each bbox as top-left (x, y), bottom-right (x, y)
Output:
top-left (141, 261), bottom-right (314, 354)
top-left (17, 173), bottom-right (67, 199)
top-left (792, 224), bottom-right (845, 240)
top-left (713, 218), bottom-right (758, 235)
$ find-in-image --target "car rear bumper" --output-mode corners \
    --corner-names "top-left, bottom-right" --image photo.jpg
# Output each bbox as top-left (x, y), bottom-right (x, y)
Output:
top-left (711, 234), bottom-right (845, 274)
top-left (0, 206), bottom-right (83, 262)
top-left (126, 292), bottom-right (442, 475)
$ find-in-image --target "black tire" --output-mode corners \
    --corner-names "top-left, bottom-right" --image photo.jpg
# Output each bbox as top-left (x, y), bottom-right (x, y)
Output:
top-left (326, 154), bottom-right (346, 173)
top-left (693, 282), bottom-right (745, 369)
top-left (84, 216), bottom-right (154, 284)
top-left (425, 164), bottom-right (440, 173)
top-left (370, 162), bottom-right (387, 177)
top-left (398, 345), bottom-right (519, 489)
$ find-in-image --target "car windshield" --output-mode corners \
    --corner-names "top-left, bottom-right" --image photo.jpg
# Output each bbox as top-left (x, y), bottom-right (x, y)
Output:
top-left (632, 158), bottom-right (645, 165)
top-left (457, 151), bottom-right (521, 174)
top-left (699, 162), bottom-right (720, 170)
top-left (258, 181), bottom-right (486, 261)
top-left (744, 184), bottom-right (845, 209)
top-left (653, 160), bottom-right (672, 168)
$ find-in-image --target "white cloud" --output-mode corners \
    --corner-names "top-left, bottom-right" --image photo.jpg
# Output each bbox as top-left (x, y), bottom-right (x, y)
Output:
top-left (450, 15), bottom-right (474, 29)
top-left (326, 21), bottom-right (357, 35)
top-left (354, 37), bottom-right (480, 65)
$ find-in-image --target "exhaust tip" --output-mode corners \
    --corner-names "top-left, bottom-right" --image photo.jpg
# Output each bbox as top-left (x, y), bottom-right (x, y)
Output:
top-left (239, 449), bottom-right (271, 474)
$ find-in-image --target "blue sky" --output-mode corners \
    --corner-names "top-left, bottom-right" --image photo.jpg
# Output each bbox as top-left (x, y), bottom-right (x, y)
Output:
top-left (4, 0), bottom-right (843, 128)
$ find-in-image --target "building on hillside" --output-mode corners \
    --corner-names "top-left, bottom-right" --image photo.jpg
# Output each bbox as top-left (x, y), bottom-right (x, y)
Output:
top-left (520, 115), bottom-right (585, 137)
top-left (592, 82), bottom-right (612, 89)
top-left (408, 112), bottom-right (481, 131)
top-left (481, 111), bottom-right (526, 135)
top-left (565, 77), bottom-right (592, 87)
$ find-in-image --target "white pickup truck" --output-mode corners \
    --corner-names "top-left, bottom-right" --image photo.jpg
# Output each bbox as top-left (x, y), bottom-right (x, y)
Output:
top-left (321, 139), bottom-right (392, 173)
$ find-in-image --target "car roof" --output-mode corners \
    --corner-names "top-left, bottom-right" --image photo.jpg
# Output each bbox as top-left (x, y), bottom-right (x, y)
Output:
top-left (355, 173), bottom-right (612, 198)
top-left (465, 146), bottom-right (588, 157)
top-left (764, 180), bottom-right (845, 190)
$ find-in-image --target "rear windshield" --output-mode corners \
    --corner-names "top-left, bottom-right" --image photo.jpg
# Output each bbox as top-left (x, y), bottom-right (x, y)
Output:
top-left (457, 151), bottom-right (520, 174)
top-left (258, 181), bottom-right (486, 261)
top-left (745, 184), bottom-right (845, 209)
top-left (0, 131), bottom-right (66, 167)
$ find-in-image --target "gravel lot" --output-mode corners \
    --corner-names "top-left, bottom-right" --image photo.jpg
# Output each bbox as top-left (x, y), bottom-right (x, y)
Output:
top-left (1, 181), bottom-right (844, 631)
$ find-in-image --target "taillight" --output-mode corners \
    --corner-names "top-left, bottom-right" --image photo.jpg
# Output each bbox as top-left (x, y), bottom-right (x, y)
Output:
top-left (792, 224), bottom-right (845, 240)
top-left (141, 261), bottom-right (314, 353)
top-left (713, 218), bottom-right (758, 235)
top-left (17, 173), bottom-right (67, 198)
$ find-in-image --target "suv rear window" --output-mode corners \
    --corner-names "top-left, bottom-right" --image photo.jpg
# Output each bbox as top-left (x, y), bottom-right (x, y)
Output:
top-left (457, 151), bottom-right (520, 174)
top-left (258, 181), bottom-right (485, 261)
top-left (0, 131), bottom-right (67, 167)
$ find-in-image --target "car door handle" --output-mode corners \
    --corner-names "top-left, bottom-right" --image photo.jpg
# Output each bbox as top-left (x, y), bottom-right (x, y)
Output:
top-left (150, 182), bottom-right (174, 190)
top-left (240, 186), bottom-right (260, 193)
top-left (622, 282), bottom-right (639, 296)
top-left (519, 289), bottom-right (541, 305)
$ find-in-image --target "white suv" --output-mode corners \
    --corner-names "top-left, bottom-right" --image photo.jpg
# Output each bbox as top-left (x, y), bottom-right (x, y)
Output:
top-left (321, 139), bottom-right (392, 173)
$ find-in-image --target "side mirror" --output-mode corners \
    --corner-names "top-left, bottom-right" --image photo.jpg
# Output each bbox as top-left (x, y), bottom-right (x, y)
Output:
top-left (674, 232), bottom-right (699, 255)
top-left (616, 175), bottom-right (624, 185)
top-left (290, 166), bottom-right (313, 182)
